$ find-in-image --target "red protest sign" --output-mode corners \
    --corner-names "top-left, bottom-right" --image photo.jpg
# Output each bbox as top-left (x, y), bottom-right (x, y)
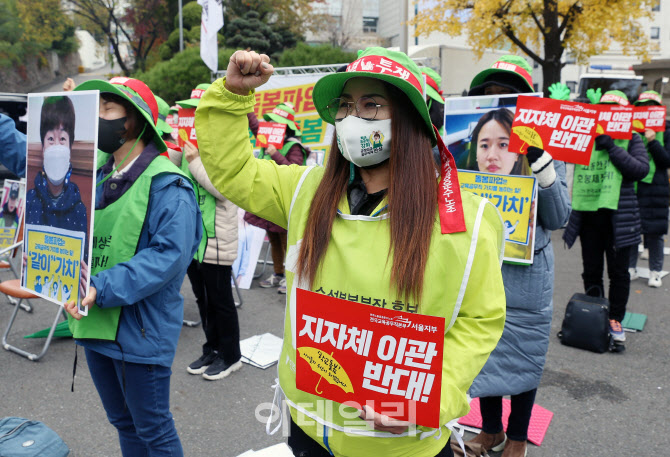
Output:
top-left (595, 104), bottom-right (633, 140)
top-left (295, 288), bottom-right (445, 428)
top-left (256, 121), bottom-right (286, 149)
top-left (509, 96), bottom-right (598, 166)
top-left (633, 106), bottom-right (667, 133)
top-left (177, 107), bottom-right (197, 148)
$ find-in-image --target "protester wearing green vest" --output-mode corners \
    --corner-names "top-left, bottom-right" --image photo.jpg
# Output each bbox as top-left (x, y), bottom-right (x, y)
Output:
top-left (63, 77), bottom-right (202, 457)
top-left (173, 85), bottom-right (243, 380)
top-left (463, 55), bottom-right (570, 457)
top-left (245, 101), bottom-right (308, 294)
top-left (196, 47), bottom-right (507, 457)
top-left (629, 90), bottom-right (670, 288)
top-left (563, 90), bottom-right (649, 344)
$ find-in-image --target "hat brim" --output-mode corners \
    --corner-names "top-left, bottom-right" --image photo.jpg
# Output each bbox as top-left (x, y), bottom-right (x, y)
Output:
top-left (425, 86), bottom-right (444, 104)
top-left (176, 99), bottom-right (200, 108)
top-left (313, 72), bottom-right (437, 146)
top-left (470, 68), bottom-right (534, 93)
top-left (262, 113), bottom-right (302, 136)
top-left (157, 118), bottom-right (172, 135)
top-left (75, 79), bottom-right (167, 153)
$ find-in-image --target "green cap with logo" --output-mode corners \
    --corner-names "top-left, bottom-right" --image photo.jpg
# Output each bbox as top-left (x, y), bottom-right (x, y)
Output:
top-left (74, 77), bottom-right (167, 152)
top-left (176, 83), bottom-right (212, 109)
top-left (635, 90), bottom-right (662, 106)
top-left (263, 101), bottom-right (302, 136)
top-left (312, 46), bottom-right (436, 146)
top-left (599, 90), bottom-right (629, 106)
top-left (420, 67), bottom-right (444, 105)
top-left (469, 55), bottom-right (534, 96)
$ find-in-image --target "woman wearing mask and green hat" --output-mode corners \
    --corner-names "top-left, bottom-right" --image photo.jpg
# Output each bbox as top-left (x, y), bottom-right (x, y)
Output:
top-left (62, 76), bottom-right (202, 457)
top-left (628, 90), bottom-right (670, 288)
top-left (195, 47), bottom-right (506, 457)
top-left (563, 89), bottom-right (649, 344)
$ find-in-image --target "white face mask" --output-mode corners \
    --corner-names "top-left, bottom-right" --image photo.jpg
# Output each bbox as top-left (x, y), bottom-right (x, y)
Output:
top-left (335, 116), bottom-right (392, 167)
top-left (43, 144), bottom-right (71, 186)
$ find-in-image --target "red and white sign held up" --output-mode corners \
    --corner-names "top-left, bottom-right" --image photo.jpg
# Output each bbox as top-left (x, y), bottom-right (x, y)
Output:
top-left (256, 121), bottom-right (287, 149)
top-left (632, 106), bottom-right (667, 133)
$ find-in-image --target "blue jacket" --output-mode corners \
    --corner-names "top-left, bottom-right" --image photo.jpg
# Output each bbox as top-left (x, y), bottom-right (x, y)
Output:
top-left (0, 113), bottom-right (27, 177)
top-left (470, 160), bottom-right (571, 398)
top-left (80, 167), bottom-right (202, 367)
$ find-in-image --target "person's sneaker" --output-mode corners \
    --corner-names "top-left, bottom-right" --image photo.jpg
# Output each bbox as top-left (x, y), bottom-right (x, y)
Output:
top-left (640, 248), bottom-right (649, 260)
top-left (202, 357), bottom-right (242, 381)
top-left (260, 274), bottom-right (283, 288)
top-left (187, 352), bottom-right (218, 375)
top-left (278, 278), bottom-right (287, 294)
top-left (609, 319), bottom-right (626, 342)
top-left (648, 270), bottom-right (662, 288)
top-left (629, 267), bottom-right (639, 280)
top-left (466, 431), bottom-right (506, 452)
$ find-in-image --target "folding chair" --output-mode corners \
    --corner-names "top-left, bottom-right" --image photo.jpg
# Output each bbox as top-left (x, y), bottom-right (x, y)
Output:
top-left (0, 241), bottom-right (31, 312)
top-left (1, 278), bottom-right (65, 361)
top-left (253, 240), bottom-right (274, 279)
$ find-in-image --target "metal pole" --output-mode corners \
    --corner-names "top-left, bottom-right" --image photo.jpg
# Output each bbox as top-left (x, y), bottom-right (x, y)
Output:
top-left (400, 0), bottom-right (408, 54)
top-left (178, 0), bottom-right (184, 52)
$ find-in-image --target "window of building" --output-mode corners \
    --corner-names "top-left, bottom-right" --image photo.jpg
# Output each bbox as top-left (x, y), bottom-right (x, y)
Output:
top-left (651, 27), bottom-right (660, 39)
top-left (363, 17), bottom-right (378, 33)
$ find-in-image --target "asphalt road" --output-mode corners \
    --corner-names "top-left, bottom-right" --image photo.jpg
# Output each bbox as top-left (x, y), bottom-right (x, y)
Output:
top-left (1, 230), bottom-right (668, 456)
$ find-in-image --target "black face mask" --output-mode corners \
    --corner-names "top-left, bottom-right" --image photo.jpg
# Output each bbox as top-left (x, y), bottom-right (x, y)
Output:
top-left (98, 117), bottom-right (127, 153)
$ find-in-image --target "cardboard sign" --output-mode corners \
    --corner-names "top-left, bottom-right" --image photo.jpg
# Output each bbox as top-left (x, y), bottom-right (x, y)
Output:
top-left (256, 122), bottom-right (286, 149)
top-left (177, 107), bottom-right (197, 148)
top-left (509, 96), bottom-right (598, 166)
top-left (633, 106), bottom-right (667, 133)
top-left (295, 288), bottom-right (445, 428)
top-left (459, 171), bottom-right (538, 264)
top-left (595, 104), bottom-right (633, 140)
top-left (22, 91), bottom-right (98, 315)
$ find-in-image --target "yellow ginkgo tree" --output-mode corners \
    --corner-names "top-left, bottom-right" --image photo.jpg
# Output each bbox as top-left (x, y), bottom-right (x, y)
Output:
top-left (411, 0), bottom-right (653, 93)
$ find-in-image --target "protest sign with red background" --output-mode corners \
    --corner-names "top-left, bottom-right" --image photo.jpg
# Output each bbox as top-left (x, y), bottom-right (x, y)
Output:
top-left (509, 96), bottom-right (598, 166)
top-left (256, 122), bottom-right (287, 149)
top-left (633, 106), bottom-right (667, 133)
top-left (177, 107), bottom-right (197, 148)
top-left (295, 288), bottom-right (445, 428)
top-left (596, 104), bottom-right (633, 140)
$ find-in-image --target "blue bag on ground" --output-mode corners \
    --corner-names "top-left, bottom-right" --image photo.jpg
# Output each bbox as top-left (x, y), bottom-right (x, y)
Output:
top-left (0, 417), bottom-right (69, 457)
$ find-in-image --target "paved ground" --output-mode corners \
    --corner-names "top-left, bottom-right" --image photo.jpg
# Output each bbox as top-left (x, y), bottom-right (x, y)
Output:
top-left (1, 230), bottom-right (669, 456)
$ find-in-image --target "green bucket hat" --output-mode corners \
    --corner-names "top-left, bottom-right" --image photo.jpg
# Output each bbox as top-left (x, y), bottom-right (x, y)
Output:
top-left (469, 55), bottom-right (534, 96)
top-left (635, 90), bottom-right (662, 106)
top-left (155, 95), bottom-right (173, 135)
top-left (312, 46), bottom-right (437, 146)
top-left (176, 83), bottom-right (211, 109)
top-left (421, 67), bottom-right (444, 105)
top-left (75, 77), bottom-right (167, 152)
top-left (599, 90), bottom-right (629, 106)
top-left (263, 101), bottom-right (302, 136)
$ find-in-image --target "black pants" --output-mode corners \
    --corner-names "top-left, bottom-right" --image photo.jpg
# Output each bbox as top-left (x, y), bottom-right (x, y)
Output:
top-left (288, 418), bottom-right (454, 457)
top-left (186, 260), bottom-right (241, 364)
top-left (480, 389), bottom-right (537, 442)
top-left (579, 210), bottom-right (632, 322)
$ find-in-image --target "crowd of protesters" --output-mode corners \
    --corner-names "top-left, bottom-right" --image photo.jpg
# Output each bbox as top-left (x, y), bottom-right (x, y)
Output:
top-left (0, 45), bottom-right (668, 457)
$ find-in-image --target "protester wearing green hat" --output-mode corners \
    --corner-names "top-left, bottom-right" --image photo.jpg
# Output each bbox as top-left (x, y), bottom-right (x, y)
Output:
top-left (464, 56), bottom-right (570, 457)
top-left (564, 89), bottom-right (649, 345)
top-left (629, 90), bottom-right (670, 288)
top-left (155, 95), bottom-right (174, 136)
top-left (195, 48), bottom-right (506, 457)
top-left (468, 55), bottom-right (535, 96)
top-left (245, 101), bottom-right (309, 294)
top-left (63, 76), bottom-right (202, 457)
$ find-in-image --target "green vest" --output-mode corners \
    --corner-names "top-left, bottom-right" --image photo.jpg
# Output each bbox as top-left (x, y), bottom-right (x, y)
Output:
top-left (572, 139), bottom-right (629, 211)
top-left (262, 139), bottom-right (307, 165)
top-left (180, 155), bottom-right (216, 261)
top-left (640, 131), bottom-right (663, 184)
top-left (68, 156), bottom-right (186, 340)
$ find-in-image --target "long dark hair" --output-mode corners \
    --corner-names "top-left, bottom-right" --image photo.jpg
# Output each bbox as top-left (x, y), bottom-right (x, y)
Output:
top-left (297, 82), bottom-right (437, 301)
top-left (466, 108), bottom-right (529, 176)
